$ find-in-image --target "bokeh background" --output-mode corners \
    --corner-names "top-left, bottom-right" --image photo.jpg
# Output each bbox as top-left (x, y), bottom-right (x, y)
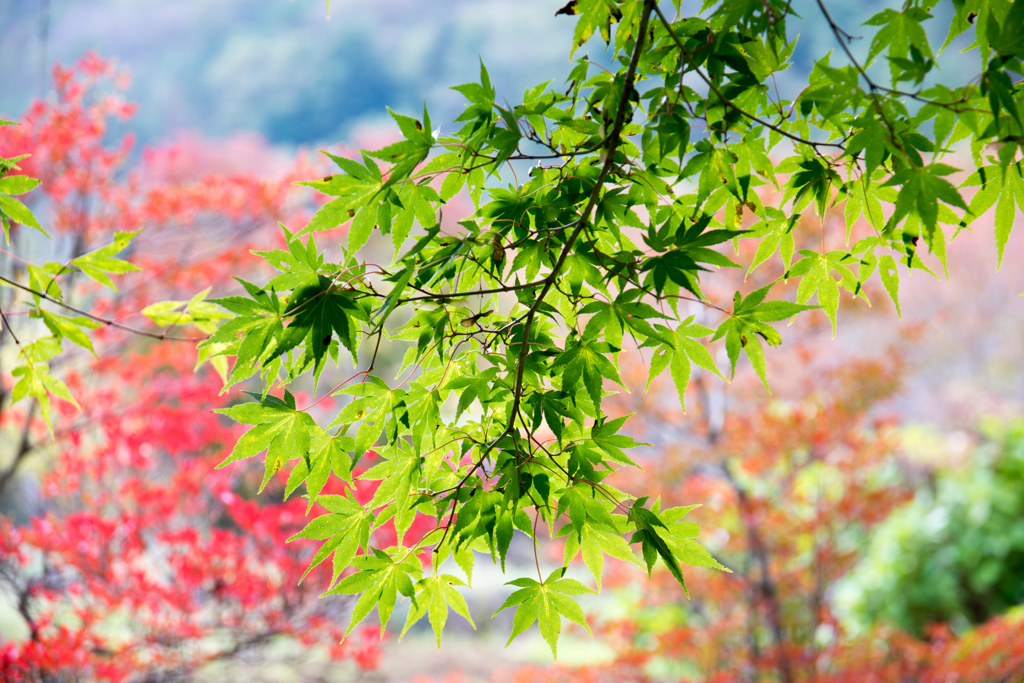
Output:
top-left (2, 1), bottom-right (1024, 682)
top-left (0, 0), bottom-right (973, 147)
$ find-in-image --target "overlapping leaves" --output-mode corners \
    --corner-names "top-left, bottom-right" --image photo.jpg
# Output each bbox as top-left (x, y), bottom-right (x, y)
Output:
top-left (192, 0), bottom-right (1024, 660)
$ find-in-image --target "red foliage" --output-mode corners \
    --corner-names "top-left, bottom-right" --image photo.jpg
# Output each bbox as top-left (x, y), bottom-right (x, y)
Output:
top-left (1, 54), bottom-right (134, 240)
top-left (0, 56), bottom-right (380, 681)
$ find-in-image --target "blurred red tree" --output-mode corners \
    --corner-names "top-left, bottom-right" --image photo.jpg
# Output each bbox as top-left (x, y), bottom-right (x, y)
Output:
top-left (0, 56), bottom-right (387, 682)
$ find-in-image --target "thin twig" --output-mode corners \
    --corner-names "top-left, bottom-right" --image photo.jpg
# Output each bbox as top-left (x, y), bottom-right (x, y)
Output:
top-left (653, 5), bottom-right (843, 151)
top-left (0, 274), bottom-right (203, 342)
top-left (0, 307), bottom-right (21, 346)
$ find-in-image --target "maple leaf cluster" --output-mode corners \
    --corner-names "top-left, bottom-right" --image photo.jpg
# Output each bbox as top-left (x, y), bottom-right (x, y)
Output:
top-left (478, 351), bottom-right (1024, 683)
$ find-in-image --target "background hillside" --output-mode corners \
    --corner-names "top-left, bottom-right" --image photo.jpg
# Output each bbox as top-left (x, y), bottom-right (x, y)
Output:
top-left (0, 0), bottom-right (952, 148)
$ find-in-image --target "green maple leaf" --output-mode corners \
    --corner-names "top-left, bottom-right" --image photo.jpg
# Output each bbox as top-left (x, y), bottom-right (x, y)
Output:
top-left (400, 574), bottom-right (476, 648)
top-left (580, 300), bottom-right (624, 349)
top-left (646, 317), bottom-right (723, 411)
top-left (70, 230), bottom-right (142, 290)
top-left (140, 289), bottom-right (232, 334)
top-left (580, 297), bottom-right (670, 349)
top-left (11, 339), bottom-right (79, 431)
top-left (550, 338), bottom-right (623, 412)
top-left (993, 168), bottom-right (1024, 269)
top-left (289, 494), bottom-right (372, 583)
top-left (0, 173), bottom-right (45, 242)
top-left (26, 262), bottom-right (65, 303)
top-left (656, 504), bottom-right (729, 576)
top-left (324, 549), bottom-right (422, 638)
top-left (876, 253), bottom-right (902, 317)
top-left (712, 285), bottom-right (816, 390)
top-left (788, 157), bottom-right (841, 217)
top-left (527, 389), bottom-right (580, 444)
top-left (989, 0), bottom-right (1024, 60)
top-left (494, 568), bottom-right (595, 659)
top-left (642, 249), bottom-right (707, 297)
top-left (330, 377), bottom-right (410, 458)
top-left (864, 7), bottom-right (933, 82)
top-left (255, 227), bottom-right (325, 292)
top-left (629, 498), bottom-right (690, 594)
top-left (845, 120), bottom-right (891, 183)
top-left (298, 151), bottom-right (384, 236)
top-left (589, 414), bottom-right (647, 467)
top-left (0, 175), bottom-right (39, 195)
top-left (789, 250), bottom-right (861, 335)
top-left (885, 165), bottom-right (969, 252)
top-left (284, 428), bottom-right (354, 512)
top-left (568, 0), bottom-right (621, 55)
top-left (367, 106), bottom-right (434, 190)
top-left (280, 275), bottom-right (364, 369)
top-left (941, 0), bottom-right (999, 54)
top-left (40, 311), bottom-right (100, 356)
top-left (141, 300), bottom-right (197, 327)
top-left (203, 278), bottom-right (291, 390)
top-left (578, 524), bottom-right (643, 593)
top-left (214, 392), bottom-right (318, 492)
top-left (449, 489), bottom-right (503, 552)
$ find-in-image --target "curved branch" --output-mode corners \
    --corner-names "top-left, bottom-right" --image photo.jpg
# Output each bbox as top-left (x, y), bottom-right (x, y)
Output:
top-left (653, 5), bottom-right (844, 151)
top-left (401, 278), bottom-right (546, 303)
top-left (0, 274), bottom-right (204, 342)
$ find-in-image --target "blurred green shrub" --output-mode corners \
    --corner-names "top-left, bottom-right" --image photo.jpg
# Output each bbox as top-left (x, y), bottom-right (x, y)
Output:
top-left (836, 420), bottom-right (1024, 637)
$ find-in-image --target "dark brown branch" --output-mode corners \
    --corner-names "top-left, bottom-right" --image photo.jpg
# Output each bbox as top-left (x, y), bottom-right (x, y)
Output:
top-left (0, 307), bottom-right (22, 347)
top-left (0, 399), bottom-right (36, 501)
top-left (401, 278), bottom-right (547, 303)
top-left (723, 462), bottom-right (794, 683)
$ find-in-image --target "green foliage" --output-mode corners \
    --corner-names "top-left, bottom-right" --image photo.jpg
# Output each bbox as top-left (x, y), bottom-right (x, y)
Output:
top-left (72, 230), bottom-right (143, 291)
top-left (10, 337), bottom-right (79, 429)
top-left (494, 568), bottom-right (596, 658)
top-left (0, 125), bottom-right (46, 243)
top-left (837, 421), bottom-right (1024, 637)
top-left (400, 573), bottom-right (476, 647)
top-left (184, 0), bottom-right (1023, 657)
top-left (0, 130), bottom-right (146, 430)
